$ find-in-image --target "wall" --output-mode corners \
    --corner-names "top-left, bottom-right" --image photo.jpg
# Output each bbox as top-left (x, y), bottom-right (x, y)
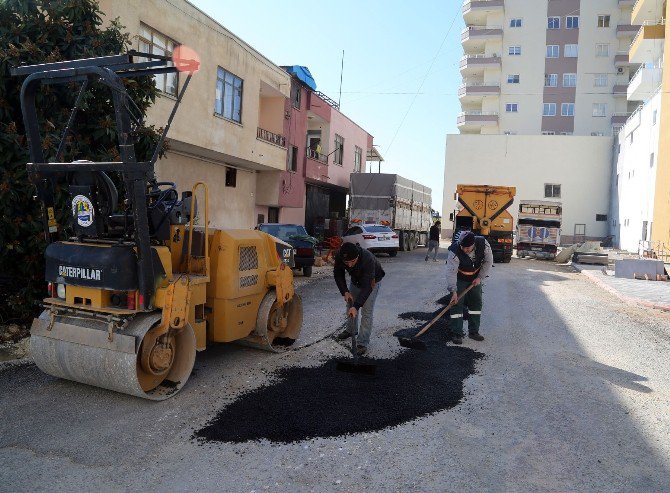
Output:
top-left (279, 81), bottom-right (308, 210)
top-left (442, 134), bottom-right (612, 243)
top-left (327, 109), bottom-right (371, 190)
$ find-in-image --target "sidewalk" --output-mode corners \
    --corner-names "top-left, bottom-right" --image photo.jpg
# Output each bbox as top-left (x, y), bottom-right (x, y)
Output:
top-left (572, 263), bottom-right (670, 312)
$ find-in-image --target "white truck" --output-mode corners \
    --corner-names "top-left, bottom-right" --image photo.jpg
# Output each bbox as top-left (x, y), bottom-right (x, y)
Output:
top-left (349, 173), bottom-right (432, 251)
top-left (516, 200), bottom-right (562, 259)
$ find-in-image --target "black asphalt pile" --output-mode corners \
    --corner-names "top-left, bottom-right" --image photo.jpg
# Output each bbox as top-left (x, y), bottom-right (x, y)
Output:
top-left (194, 308), bottom-right (483, 444)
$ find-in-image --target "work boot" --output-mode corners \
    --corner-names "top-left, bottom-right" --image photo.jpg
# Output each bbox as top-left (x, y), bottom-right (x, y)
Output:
top-left (425, 256), bottom-right (429, 262)
top-left (469, 333), bottom-right (485, 341)
top-left (336, 330), bottom-right (352, 341)
top-left (451, 336), bottom-right (463, 345)
top-left (356, 345), bottom-right (367, 356)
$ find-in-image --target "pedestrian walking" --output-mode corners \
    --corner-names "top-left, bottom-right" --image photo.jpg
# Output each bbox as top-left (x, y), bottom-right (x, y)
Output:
top-left (425, 220), bottom-right (441, 261)
top-left (334, 242), bottom-right (385, 355)
top-left (445, 230), bottom-right (493, 345)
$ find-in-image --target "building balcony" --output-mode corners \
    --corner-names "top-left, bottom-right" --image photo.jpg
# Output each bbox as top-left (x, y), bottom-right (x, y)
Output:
top-left (614, 51), bottom-right (631, 66)
top-left (456, 111), bottom-right (499, 132)
top-left (458, 82), bottom-right (501, 102)
top-left (616, 24), bottom-right (640, 38)
top-left (462, 0), bottom-right (504, 26)
top-left (629, 22), bottom-right (666, 64)
top-left (618, 0), bottom-right (634, 6)
top-left (305, 150), bottom-right (329, 183)
top-left (627, 64), bottom-right (663, 100)
top-left (611, 112), bottom-right (633, 125)
top-left (613, 83), bottom-right (628, 96)
top-left (306, 147), bottom-right (327, 164)
top-left (461, 26), bottom-right (503, 51)
top-left (459, 54), bottom-right (502, 76)
top-left (256, 127), bottom-right (286, 148)
top-left (632, 0), bottom-right (666, 25)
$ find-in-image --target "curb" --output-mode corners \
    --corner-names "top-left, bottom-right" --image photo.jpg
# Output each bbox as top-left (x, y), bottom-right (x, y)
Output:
top-left (577, 268), bottom-right (670, 313)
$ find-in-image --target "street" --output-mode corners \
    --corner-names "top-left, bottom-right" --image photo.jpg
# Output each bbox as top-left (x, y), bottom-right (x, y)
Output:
top-left (1, 247), bottom-right (670, 492)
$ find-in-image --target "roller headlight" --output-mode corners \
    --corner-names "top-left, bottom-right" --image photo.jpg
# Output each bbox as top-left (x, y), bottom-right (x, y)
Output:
top-left (56, 283), bottom-right (66, 299)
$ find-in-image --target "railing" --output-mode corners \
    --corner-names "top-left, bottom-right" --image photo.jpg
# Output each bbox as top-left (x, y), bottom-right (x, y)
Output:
top-left (457, 111), bottom-right (498, 124)
top-left (458, 82), bottom-right (500, 96)
top-left (630, 19), bottom-right (666, 48)
top-left (306, 148), bottom-right (327, 163)
top-left (257, 127), bottom-right (286, 147)
top-left (638, 240), bottom-right (670, 262)
top-left (314, 91), bottom-right (339, 110)
top-left (463, 0), bottom-right (504, 13)
top-left (459, 53), bottom-right (501, 67)
top-left (461, 25), bottom-right (502, 40)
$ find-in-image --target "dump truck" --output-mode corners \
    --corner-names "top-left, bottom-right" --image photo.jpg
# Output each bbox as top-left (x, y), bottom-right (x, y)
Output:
top-left (13, 53), bottom-right (303, 400)
top-left (450, 185), bottom-right (516, 263)
top-left (349, 173), bottom-right (432, 251)
top-left (516, 201), bottom-right (562, 259)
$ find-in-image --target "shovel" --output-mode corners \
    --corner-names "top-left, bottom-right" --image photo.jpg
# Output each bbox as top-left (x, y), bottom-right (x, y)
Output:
top-left (396, 283), bottom-right (476, 351)
top-left (336, 302), bottom-right (377, 375)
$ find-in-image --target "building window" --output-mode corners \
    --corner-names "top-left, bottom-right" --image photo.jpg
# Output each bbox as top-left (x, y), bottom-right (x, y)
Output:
top-left (561, 103), bottom-right (575, 116)
top-left (225, 167), bottom-right (237, 187)
top-left (542, 131), bottom-right (556, 135)
top-left (138, 24), bottom-right (178, 96)
top-left (592, 103), bottom-right (607, 117)
top-left (548, 17), bottom-right (561, 29)
top-left (508, 46), bottom-right (521, 56)
top-left (650, 153), bottom-right (655, 167)
top-left (596, 214), bottom-right (608, 221)
top-left (287, 145), bottom-right (298, 172)
top-left (545, 184), bottom-right (561, 198)
top-left (543, 103), bottom-right (557, 116)
top-left (596, 43), bottom-right (610, 57)
top-left (510, 18), bottom-right (522, 28)
top-left (597, 15), bottom-right (610, 28)
top-left (290, 84), bottom-right (301, 109)
top-left (506, 103), bottom-right (519, 113)
top-left (594, 74), bottom-right (608, 87)
top-left (564, 44), bottom-right (578, 57)
top-left (560, 132), bottom-right (573, 135)
top-left (507, 74), bottom-right (520, 84)
top-left (354, 146), bottom-right (362, 172)
top-left (334, 134), bottom-right (344, 165)
top-left (566, 16), bottom-right (579, 29)
top-left (563, 73), bottom-right (577, 87)
top-left (546, 45), bottom-right (560, 58)
top-left (215, 67), bottom-right (243, 123)
top-left (545, 74), bottom-right (558, 87)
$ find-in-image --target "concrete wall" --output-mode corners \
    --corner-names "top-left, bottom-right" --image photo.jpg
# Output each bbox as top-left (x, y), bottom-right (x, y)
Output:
top-left (442, 134), bottom-right (612, 243)
top-left (280, 206), bottom-right (306, 225)
top-left (327, 109), bottom-right (371, 190)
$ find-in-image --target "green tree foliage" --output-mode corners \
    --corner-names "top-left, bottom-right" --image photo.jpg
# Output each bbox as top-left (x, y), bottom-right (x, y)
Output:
top-left (0, 0), bottom-right (161, 322)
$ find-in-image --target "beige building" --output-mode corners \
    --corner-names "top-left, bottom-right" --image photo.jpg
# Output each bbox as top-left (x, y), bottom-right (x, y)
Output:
top-left (99, 0), bottom-right (291, 229)
top-left (459, 0), bottom-right (639, 136)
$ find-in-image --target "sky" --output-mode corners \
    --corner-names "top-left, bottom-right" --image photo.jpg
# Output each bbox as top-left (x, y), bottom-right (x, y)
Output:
top-left (189, 0), bottom-right (465, 212)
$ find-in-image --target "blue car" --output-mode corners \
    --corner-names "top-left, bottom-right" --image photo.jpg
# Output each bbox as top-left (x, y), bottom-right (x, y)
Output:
top-left (256, 223), bottom-right (317, 277)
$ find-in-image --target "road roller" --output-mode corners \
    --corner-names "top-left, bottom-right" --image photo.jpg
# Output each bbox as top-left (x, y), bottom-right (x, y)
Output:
top-left (13, 53), bottom-right (303, 400)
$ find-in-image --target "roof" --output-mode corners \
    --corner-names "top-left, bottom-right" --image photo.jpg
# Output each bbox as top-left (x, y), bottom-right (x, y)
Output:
top-left (282, 66), bottom-right (317, 91)
top-left (366, 147), bottom-right (384, 162)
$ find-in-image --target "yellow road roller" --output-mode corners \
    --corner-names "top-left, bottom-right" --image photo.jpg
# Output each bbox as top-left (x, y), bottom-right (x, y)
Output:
top-left (13, 53), bottom-right (303, 400)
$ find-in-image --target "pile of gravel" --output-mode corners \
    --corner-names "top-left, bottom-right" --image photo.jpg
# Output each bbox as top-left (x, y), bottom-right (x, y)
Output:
top-left (194, 306), bottom-right (483, 444)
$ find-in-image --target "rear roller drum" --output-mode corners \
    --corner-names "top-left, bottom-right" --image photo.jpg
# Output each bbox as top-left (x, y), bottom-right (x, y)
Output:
top-left (238, 291), bottom-right (303, 352)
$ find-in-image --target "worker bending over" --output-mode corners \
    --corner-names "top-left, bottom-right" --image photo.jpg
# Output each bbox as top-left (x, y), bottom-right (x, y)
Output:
top-left (445, 230), bottom-right (493, 345)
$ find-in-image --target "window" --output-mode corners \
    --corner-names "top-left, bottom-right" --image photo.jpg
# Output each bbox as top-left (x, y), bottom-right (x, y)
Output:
top-left (596, 43), bottom-right (610, 57)
top-left (510, 18), bottom-right (522, 28)
top-left (290, 84), bottom-right (301, 109)
top-left (215, 67), bottom-right (243, 123)
top-left (225, 167), bottom-right (237, 187)
top-left (597, 15), bottom-right (610, 28)
top-left (508, 46), bottom-right (521, 56)
top-left (566, 16), bottom-right (579, 29)
top-left (334, 134), bottom-right (344, 165)
top-left (542, 131), bottom-right (556, 135)
top-left (545, 184), bottom-right (561, 198)
top-left (596, 214), bottom-right (608, 222)
top-left (546, 45), bottom-right (559, 58)
top-left (650, 153), bottom-right (655, 168)
top-left (287, 145), bottom-right (298, 172)
top-left (507, 74), bottom-right (520, 84)
top-left (138, 24), bottom-right (178, 96)
top-left (560, 132), bottom-right (573, 135)
top-left (548, 17), bottom-right (560, 29)
top-left (506, 103), bottom-right (519, 113)
top-left (592, 103), bottom-right (607, 117)
top-left (561, 103), bottom-right (575, 116)
top-left (545, 74), bottom-right (558, 87)
top-left (563, 73), bottom-right (577, 87)
top-left (543, 103), bottom-right (557, 116)
top-left (594, 74), bottom-right (608, 87)
top-left (564, 44), bottom-right (578, 57)
top-left (354, 146), bottom-right (362, 172)
top-left (653, 110), bottom-right (658, 125)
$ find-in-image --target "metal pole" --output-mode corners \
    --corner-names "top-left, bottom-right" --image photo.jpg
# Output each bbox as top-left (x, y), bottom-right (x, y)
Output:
top-left (338, 50), bottom-right (344, 108)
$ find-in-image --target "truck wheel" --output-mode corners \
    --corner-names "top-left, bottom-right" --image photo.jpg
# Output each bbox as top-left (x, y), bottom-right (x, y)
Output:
top-left (302, 265), bottom-right (313, 277)
top-left (402, 233), bottom-right (410, 251)
top-left (411, 232), bottom-right (418, 250)
top-left (502, 254), bottom-right (512, 263)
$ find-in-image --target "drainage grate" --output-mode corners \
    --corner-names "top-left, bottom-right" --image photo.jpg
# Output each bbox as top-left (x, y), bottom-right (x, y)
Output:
top-left (239, 246), bottom-right (258, 271)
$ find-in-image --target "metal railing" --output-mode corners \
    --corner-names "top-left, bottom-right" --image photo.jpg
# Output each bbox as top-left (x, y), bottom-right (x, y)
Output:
top-left (461, 25), bottom-right (502, 40)
top-left (463, 0), bottom-right (504, 14)
top-left (638, 240), bottom-right (670, 262)
top-left (630, 18), bottom-right (666, 48)
top-left (256, 127), bottom-right (286, 147)
top-left (459, 53), bottom-right (501, 67)
top-left (314, 91), bottom-right (339, 110)
top-left (306, 148), bottom-right (327, 163)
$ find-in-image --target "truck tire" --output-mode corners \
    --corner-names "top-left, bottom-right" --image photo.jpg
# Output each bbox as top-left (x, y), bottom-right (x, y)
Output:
top-left (410, 232), bottom-right (418, 250)
top-left (502, 254), bottom-right (512, 263)
top-left (302, 265), bottom-right (313, 277)
top-left (402, 232), bottom-right (410, 252)
top-left (389, 249), bottom-right (398, 257)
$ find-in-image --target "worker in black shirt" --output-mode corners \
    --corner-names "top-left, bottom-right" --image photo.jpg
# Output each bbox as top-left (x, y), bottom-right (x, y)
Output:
top-left (425, 220), bottom-right (441, 261)
top-left (334, 242), bottom-right (386, 355)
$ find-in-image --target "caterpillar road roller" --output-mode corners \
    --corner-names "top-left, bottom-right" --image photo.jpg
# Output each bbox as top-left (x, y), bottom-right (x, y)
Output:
top-left (12, 53), bottom-right (303, 400)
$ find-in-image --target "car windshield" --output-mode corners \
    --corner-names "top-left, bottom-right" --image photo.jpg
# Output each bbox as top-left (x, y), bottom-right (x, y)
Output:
top-left (364, 225), bottom-right (393, 233)
top-left (260, 224), bottom-right (308, 240)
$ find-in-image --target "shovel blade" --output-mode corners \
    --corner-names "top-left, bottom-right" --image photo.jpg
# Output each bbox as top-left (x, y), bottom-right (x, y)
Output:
top-left (336, 360), bottom-right (377, 375)
top-left (397, 337), bottom-right (427, 351)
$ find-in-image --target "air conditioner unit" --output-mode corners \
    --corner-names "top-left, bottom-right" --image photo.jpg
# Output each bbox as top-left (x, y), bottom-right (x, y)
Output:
top-left (617, 67), bottom-right (624, 74)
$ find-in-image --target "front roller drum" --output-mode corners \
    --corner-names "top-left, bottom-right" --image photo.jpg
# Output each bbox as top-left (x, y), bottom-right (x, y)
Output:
top-left (238, 290), bottom-right (303, 352)
top-left (30, 311), bottom-right (196, 400)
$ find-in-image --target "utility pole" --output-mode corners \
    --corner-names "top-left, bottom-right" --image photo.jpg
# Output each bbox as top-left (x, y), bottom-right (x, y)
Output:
top-left (338, 50), bottom-right (344, 109)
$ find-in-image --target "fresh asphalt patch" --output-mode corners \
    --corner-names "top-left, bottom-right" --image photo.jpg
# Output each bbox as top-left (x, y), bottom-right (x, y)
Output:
top-left (194, 305), bottom-right (484, 444)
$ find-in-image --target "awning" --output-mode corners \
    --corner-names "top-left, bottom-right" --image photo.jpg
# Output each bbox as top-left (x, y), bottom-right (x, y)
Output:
top-left (283, 66), bottom-right (317, 91)
top-left (366, 147), bottom-right (384, 162)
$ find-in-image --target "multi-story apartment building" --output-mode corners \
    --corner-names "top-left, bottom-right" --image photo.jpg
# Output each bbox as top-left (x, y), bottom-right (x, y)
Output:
top-left (611, 0), bottom-right (670, 254)
top-left (458, 0), bottom-right (639, 136)
top-left (99, 0), bottom-right (373, 231)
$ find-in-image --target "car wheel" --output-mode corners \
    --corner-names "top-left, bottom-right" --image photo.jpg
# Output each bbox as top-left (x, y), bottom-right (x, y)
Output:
top-left (302, 265), bottom-right (313, 277)
top-left (389, 249), bottom-right (398, 257)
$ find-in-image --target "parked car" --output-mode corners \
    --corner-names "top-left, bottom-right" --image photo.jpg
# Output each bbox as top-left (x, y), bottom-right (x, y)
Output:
top-left (256, 223), bottom-right (316, 276)
top-left (342, 223), bottom-right (399, 257)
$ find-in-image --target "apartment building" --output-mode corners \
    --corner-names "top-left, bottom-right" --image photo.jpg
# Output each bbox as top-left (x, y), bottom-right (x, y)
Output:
top-left (611, 0), bottom-right (670, 254)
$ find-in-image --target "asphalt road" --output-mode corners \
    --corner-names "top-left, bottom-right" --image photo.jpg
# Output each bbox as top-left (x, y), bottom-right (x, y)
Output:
top-left (1, 247), bottom-right (669, 492)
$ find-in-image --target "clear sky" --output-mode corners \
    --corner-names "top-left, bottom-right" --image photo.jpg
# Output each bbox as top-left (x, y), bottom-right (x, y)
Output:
top-left (189, 0), bottom-right (465, 212)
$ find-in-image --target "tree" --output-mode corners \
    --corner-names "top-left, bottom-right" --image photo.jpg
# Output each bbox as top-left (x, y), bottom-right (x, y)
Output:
top-left (0, 0), bottom-right (160, 322)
